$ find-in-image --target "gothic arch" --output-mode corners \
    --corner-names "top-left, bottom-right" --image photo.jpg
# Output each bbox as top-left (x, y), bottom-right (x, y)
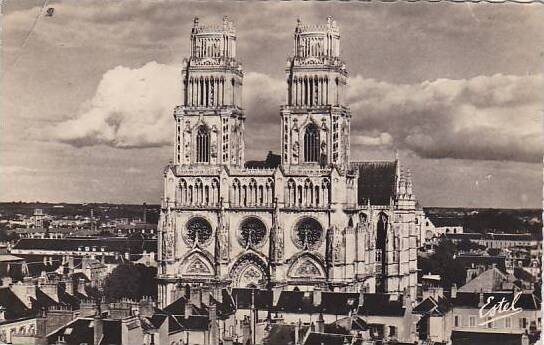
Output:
top-left (287, 253), bottom-right (326, 280)
top-left (180, 251), bottom-right (215, 277)
top-left (230, 252), bottom-right (269, 288)
top-left (196, 125), bottom-right (210, 163)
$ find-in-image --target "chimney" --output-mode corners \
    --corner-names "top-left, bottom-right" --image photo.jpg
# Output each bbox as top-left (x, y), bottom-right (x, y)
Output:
top-left (478, 290), bottom-right (485, 308)
top-left (64, 278), bottom-right (74, 295)
top-left (78, 278), bottom-right (88, 296)
top-left (93, 315), bottom-right (103, 345)
top-left (139, 298), bottom-right (155, 318)
top-left (451, 284), bottom-right (457, 299)
top-left (68, 256), bottom-right (74, 272)
top-left (316, 313), bottom-right (324, 333)
top-left (313, 287), bottom-right (322, 307)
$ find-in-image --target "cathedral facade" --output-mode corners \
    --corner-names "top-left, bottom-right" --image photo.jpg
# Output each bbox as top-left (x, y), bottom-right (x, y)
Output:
top-left (157, 17), bottom-right (419, 308)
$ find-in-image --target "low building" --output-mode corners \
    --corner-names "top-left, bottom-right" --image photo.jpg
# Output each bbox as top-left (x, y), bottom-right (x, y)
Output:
top-left (414, 287), bottom-right (541, 344)
top-left (10, 238), bottom-right (157, 279)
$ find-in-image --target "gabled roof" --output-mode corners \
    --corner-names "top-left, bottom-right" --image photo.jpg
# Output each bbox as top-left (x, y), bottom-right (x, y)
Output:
top-left (47, 318), bottom-right (94, 345)
top-left (0, 287), bottom-right (32, 321)
top-left (30, 288), bottom-right (59, 311)
top-left (413, 296), bottom-right (450, 316)
top-left (352, 161), bottom-right (397, 206)
top-left (57, 288), bottom-right (81, 310)
top-left (47, 317), bottom-right (124, 345)
top-left (514, 267), bottom-right (537, 283)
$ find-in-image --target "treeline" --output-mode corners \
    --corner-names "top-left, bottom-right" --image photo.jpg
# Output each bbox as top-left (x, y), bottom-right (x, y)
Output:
top-left (425, 207), bottom-right (541, 234)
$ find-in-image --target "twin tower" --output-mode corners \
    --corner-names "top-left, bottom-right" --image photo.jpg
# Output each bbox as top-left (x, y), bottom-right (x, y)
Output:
top-left (175, 16), bottom-right (350, 171)
top-left (158, 17), bottom-right (418, 308)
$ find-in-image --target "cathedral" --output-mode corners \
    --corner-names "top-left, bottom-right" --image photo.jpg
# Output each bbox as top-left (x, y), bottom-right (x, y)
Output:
top-left (157, 17), bottom-right (419, 308)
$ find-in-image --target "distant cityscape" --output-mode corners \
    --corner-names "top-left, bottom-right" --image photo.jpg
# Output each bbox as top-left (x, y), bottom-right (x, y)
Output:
top-left (0, 202), bottom-right (540, 344)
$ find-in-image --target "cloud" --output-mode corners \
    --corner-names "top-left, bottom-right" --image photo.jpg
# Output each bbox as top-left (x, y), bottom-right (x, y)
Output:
top-left (41, 64), bottom-right (284, 151)
top-left (1, 166), bottom-right (39, 175)
top-left (42, 61), bottom-right (178, 148)
top-left (352, 133), bottom-right (393, 147)
top-left (42, 59), bottom-right (542, 163)
top-left (347, 73), bottom-right (543, 163)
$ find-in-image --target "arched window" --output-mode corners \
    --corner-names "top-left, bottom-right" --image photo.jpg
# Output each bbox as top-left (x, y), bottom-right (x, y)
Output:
top-left (304, 124), bottom-right (320, 162)
top-left (196, 126), bottom-right (210, 163)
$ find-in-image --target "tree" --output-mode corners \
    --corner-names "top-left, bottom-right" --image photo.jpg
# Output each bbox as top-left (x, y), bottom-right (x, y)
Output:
top-left (457, 238), bottom-right (485, 252)
top-left (103, 263), bottom-right (157, 302)
top-left (0, 228), bottom-right (19, 242)
top-left (419, 238), bottom-right (466, 289)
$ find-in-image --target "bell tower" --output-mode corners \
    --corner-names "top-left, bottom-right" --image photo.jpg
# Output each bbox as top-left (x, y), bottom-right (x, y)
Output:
top-left (175, 16), bottom-right (245, 167)
top-left (281, 17), bottom-right (351, 169)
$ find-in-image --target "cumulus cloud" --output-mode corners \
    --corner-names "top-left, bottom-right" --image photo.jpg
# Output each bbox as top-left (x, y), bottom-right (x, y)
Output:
top-left (42, 65), bottom-right (284, 150)
top-left (44, 59), bottom-right (542, 163)
top-left (43, 62), bottom-right (178, 148)
top-left (346, 74), bottom-right (543, 163)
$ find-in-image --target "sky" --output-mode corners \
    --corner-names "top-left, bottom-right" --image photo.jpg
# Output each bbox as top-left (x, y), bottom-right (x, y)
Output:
top-left (1, 0), bottom-right (543, 208)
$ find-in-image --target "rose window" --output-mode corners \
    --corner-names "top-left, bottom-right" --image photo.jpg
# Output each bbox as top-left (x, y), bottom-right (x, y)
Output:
top-left (239, 217), bottom-right (267, 248)
top-left (185, 217), bottom-right (212, 245)
top-left (294, 218), bottom-right (323, 250)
